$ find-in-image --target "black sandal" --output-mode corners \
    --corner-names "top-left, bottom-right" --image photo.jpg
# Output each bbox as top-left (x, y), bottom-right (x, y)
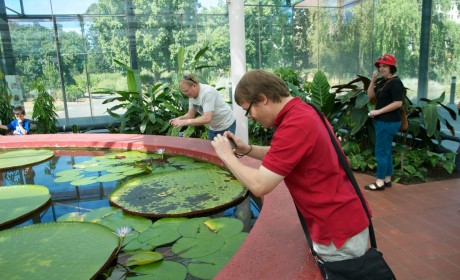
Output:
top-left (384, 181), bottom-right (392, 187)
top-left (364, 182), bottom-right (385, 191)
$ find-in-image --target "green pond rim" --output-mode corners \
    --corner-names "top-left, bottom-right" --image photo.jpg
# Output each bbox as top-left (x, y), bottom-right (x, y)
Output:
top-left (0, 133), bottom-right (322, 279)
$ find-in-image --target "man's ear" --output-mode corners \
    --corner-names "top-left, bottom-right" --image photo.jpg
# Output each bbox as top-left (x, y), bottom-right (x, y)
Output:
top-left (258, 93), bottom-right (268, 104)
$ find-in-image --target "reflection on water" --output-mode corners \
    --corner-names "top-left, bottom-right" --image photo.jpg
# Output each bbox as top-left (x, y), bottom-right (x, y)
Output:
top-left (0, 150), bottom-right (117, 226)
top-left (0, 149), bottom-right (260, 229)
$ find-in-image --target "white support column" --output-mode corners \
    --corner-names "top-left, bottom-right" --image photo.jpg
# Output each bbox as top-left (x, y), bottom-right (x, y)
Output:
top-left (228, 0), bottom-right (248, 143)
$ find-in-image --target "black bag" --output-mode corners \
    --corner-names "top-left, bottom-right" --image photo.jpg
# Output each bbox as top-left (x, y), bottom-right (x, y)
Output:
top-left (295, 103), bottom-right (396, 280)
top-left (317, 248), bottom-right (395, 280)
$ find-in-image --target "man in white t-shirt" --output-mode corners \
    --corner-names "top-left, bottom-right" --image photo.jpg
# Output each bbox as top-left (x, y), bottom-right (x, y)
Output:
top-left (170, 74), bottom-right (236, 140)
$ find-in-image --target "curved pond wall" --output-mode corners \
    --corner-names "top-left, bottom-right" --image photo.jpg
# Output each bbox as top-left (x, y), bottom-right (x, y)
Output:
top-left (0, 134), bottom-right (321, 279)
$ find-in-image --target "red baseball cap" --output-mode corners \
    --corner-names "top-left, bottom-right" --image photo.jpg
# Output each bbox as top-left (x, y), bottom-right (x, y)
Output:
top-left (374, 54), bottom-right (397, 68)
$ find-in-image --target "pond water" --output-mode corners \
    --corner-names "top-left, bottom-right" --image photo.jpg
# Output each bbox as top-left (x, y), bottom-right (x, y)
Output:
top-left (0, 148), bottom-right (259, 228)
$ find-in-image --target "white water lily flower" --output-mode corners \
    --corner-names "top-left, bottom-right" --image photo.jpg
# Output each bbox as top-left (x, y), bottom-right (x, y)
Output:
top-left (156, 148), bottom-right (165, 155)
top-left (113, 226), bottom-right (132, 238)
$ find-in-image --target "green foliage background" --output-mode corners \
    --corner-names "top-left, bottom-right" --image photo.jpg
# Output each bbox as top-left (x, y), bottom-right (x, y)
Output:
top-left (3, 0), bottom-right (459, 104)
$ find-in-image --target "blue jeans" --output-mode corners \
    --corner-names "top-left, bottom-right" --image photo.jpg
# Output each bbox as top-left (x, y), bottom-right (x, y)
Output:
top-left (374, 120), bottom-right (401, 179)
top-left (208, 120), bottom-right (236, 140)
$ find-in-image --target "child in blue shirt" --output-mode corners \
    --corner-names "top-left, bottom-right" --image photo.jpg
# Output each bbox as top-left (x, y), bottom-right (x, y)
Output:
top-left (0, 106), bottom-right (30, 135)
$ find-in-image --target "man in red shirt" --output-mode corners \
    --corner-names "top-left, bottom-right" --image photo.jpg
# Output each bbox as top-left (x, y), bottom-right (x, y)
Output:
top-left (211, 70), bottom-right (369, 262)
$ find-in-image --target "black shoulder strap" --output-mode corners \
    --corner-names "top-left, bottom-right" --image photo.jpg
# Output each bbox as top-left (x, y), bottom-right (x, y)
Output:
top-left (296, 102), bottom-right (377, 258)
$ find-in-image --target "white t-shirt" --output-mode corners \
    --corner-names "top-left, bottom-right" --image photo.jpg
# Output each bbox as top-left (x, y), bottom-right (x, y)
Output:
top-left (189, 83), bottom-right (235, 131)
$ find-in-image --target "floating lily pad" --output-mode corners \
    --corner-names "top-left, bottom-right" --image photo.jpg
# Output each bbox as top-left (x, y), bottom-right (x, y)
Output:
top-left (82, 206), bottom-right (121, 223)
top-left (152, 166), bottom-right (178, 174)
top-left (109, 169), bottom-right (247, 217)
top-left (85, 163), bottom-right (112, 172)
top-left (167, 155), bottom-right (195, 164)
top-left (98, 211), bottom-right (152, 233)
top-left (109, 151), bottom-right (151, 160)
top-left (0, 222), bottom-right (119, 280)
top-left (70, 176), bottom-right (99, 186)
top-left (188, 262), bottom-right (224, 280)
top-left (0, 149), bottom-right (54, 171)
top-left (55, 169), bottom-right (84, 177)
top-left (57, 212), bottom-right (83, 222)
top-left (124, 239), bottom-right (153, 252)
top-left (204, 217), bottom-right (244, 238)
top-left (0, 185), bottom-right (51, 230)
top-left (131, 261), bottom-right (187, 280)
top-left (73, 160), bottom-right (99, 169)
top-left (123, 167), bottom-right (146, 176)
top-left (106, 165), bottom-right (135, 173)
top-left (126, 251), bottom-right (163, 266)
top-left (172, 229), bottom-right (225, 258)
top-left (220, 232), bottom-right (248, 253)
top-left (177, 217), bottom-right (211, 238)
top-left (138, 219), bottom-right (184, 247)
top-left (54, 174), bottom-right (84, 183)
top-left (97, 173), bottom-right (126, 183)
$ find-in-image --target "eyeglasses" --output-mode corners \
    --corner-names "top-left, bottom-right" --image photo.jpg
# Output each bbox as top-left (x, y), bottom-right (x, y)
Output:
top-left (182, 75), bottom-right (195, 83)
top-left (378, 55), bottom-right (388, 61)
top-left (245, 101), bottom-right (254, 117)
top-left (14, 113), bottom-right (23, 116)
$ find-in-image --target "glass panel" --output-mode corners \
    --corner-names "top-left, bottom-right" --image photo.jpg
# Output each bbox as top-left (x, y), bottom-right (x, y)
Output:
top-left (2, 0), bottom-right (459, 129)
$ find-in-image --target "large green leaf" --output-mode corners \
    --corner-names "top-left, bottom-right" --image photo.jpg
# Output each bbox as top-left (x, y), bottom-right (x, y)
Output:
top-left (126, 251), bottom-right (163, 266)
top-left (0, 185), bottom-right (51, 230)
top-left (98, 211), bottom-right (152, 233)
top-left (310, 70), bottom-right (334, 115)
top-left (188, 262), bottom-right (223, 280)
top-left (0, 149), bottom-right (54, 170)
top-left (109, 169), bottom-right (247, 217)
top-left (139, 224), bottom-right (181, 247)
top-left (172, 229), bottom-right (225, 258)
top-left (422, 103), bottom-right (438, 136)
top-left (131, 261), bottom-right (187, 280)
top-left (0, 222), bottom-right (119, 280)
top-left (82, 206), bottom-right (121, 223)
top-left (204, 217), bottom-right (244, 238)
top-left (177, 217), bottom-right (211, 238)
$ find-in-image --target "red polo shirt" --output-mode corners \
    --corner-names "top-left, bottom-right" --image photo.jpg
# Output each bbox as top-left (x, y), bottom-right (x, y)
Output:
top-left (262, 97), bottom-right (369, 248)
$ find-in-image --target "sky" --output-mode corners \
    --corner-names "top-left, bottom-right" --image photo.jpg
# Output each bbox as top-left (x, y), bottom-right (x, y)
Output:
top-left (5, 0), bottom-right (220, 33)
top-left (5, 0), bottom-right (218, 15)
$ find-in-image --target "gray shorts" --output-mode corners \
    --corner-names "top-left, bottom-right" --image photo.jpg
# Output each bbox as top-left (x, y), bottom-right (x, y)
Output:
top-left (312, 227), bottom-right (369, 262)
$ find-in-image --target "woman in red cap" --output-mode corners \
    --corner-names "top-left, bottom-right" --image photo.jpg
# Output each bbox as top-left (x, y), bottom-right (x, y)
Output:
top-left (365, 54), bottom-right (404, 191)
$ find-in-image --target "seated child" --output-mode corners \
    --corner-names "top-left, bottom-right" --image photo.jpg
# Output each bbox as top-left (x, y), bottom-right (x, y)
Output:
top-left (0, 106), bottom-right (30, 135)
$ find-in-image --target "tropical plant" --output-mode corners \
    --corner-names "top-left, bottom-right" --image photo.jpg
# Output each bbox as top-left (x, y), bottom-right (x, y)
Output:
top-left (0, 72), bottom-right (13, 135)
top-left (392, 145), bottom-right (456, 182)
top-left (31, 79), bottom-right (59, 134)
top-left (98, 59), bottom-right (178, 135)
top-left (253, 67), bottom-right (458, 182)
top-left (331, 76), bottom-right (458, 147)
top-left (330, 75), bottom-right (458, 180)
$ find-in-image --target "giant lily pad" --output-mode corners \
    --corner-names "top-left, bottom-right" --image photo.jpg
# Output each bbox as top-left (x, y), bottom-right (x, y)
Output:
top-left (0, 149), bottom-right (54, 170)
top-left (109, 169), bottom-right (247, 217)
top-left (0, 185), bottom-right (51, 230)
top-left (0, 222), bottom-right (120, 279)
